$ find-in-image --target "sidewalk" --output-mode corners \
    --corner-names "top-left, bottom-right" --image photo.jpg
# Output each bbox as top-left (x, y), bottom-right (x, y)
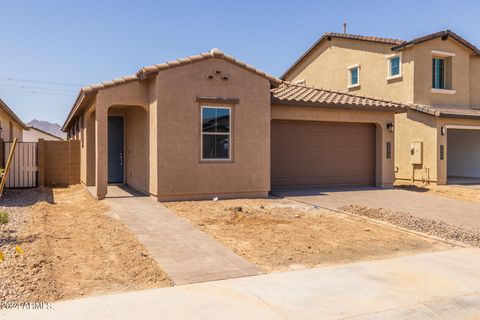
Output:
top-left (103, 185), bottom-right (261, 285)
top-left (3, 248), bottom-right (480, 319)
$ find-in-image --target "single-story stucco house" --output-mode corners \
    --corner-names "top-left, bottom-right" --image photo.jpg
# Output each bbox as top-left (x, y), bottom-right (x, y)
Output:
top-left (23, 126), bottom-right (64, 142)
top-left (62, 49), bottom-right (405, 201)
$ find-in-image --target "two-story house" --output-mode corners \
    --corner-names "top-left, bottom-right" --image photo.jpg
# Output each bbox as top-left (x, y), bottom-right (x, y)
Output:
top-left (282, 30), bottom-right (480, 185)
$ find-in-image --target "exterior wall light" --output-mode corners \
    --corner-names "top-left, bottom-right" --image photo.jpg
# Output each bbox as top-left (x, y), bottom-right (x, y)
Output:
top-left (441, 126), bottom-right (446, 136)
top-left (386, 122), bottom-right (394, 132)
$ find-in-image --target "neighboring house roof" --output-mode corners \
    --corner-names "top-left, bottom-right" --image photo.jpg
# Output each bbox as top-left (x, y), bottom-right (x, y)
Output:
top-left (0, 98), bottom-right (28, 130)
top-left (63, 49), bottom-right (281, 131)
top-left (271, 82), bottom-right (406, 112)
top-left (281, 32), bottom-right (405, 79)
top-left (27, 126), bottom-right (64, 140)
top-left (409, 104), bottom-right (480, 120)
top-left (391, 30), bottom-right (480, 56)
top-left (281, 30), bottom-right (480, 80)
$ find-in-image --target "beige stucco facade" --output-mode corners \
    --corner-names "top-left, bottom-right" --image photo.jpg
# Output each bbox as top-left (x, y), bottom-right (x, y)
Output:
top-left (67, 55), bottom-right (272, 200)
top-left (284, 32), bottom-right (480, 185)
top-left (63, 50), bottom-right (399, 200)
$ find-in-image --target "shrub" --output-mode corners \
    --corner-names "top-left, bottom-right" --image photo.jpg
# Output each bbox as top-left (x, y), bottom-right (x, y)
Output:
top-left (0, 210), bottom-right (9, 224)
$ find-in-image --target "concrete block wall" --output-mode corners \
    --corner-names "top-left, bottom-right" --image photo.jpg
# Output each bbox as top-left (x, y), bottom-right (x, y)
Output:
top-left (38, 139), bottom-right (80, 186)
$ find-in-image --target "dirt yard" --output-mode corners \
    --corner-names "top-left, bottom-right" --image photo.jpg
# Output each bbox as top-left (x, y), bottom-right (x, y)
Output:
top-left (164, 197), bottom-right (452, 272)
top-left (396, 183), bottom-right (480, 204)
top-left (0, 185), bottom-right (171, 303)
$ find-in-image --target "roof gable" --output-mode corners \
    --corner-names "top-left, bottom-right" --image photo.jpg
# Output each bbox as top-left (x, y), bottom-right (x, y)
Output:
top-left (391, 30), bottom-right (480, 55)
top-left (0, 98), bottom-right (28, 130)
top-left (281, 32), bottom-right (405, 79)
top-left (63, 49), bottom-right (281, 130)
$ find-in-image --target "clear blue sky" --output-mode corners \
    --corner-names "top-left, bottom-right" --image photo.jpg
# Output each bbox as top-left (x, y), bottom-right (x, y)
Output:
top-left (1, 0), bottom-right (479, 125)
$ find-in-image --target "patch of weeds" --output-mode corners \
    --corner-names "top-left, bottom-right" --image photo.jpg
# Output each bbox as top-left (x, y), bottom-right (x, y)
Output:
top-left (0, 210), bottom-right (9, 224)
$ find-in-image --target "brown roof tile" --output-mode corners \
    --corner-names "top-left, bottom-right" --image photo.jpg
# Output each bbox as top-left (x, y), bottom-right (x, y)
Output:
top-left (409, 104), bottom-right (480, 119)
top-left (63, 49), bottom-right (281, 130)
top-left (271, 82), bottom-right (406, 112)
top-left (391, 30), bottom-right (480, 55)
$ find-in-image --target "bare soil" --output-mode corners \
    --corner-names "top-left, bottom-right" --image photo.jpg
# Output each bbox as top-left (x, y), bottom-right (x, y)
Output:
top-left (0, 185), bottom-right (171, 303)
top-left (396, 183), bottom-right (480, 204)
top-left (164, 197), bottom-right (452, 272)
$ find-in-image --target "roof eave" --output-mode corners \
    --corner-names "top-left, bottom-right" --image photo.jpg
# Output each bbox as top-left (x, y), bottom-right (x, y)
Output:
top-left (271, 97), bottom-right (407, 113)
top-left (0, 98), bottom-right (28, 130)
top-left (62, 91), bottom-right (89, 132)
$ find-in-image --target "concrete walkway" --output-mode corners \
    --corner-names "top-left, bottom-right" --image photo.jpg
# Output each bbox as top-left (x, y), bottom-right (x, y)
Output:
top-left (103, 185), bottom-right (261, 285)
top-left (3, 248), bottom-right (480, 319)
top-left (275, 187), bottom-right (480, 230)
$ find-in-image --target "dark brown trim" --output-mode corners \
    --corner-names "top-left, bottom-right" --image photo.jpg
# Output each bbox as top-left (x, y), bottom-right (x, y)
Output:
top-left (195, 96), bottom-right (240, 104)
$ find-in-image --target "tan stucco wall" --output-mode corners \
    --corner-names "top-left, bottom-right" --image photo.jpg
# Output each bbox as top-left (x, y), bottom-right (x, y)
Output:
top-left (155, 59), bottom-right (271, 200)
top-left (395, 110), bottom-right (480, 184)
top-left (0, 108), bottom-right (23, 142)
top-left (73, 58), bottom-right (271, 200)
top-left (272, 105), bottom-right (397, 187)
top-left (412, 37), bottom-right (472, 107)
top-left (394, 111), bottom-right (438, 183)
top-left (470, 57), bottom-right (480, 108)
top-left (285, 38), bottom-right (414, 103)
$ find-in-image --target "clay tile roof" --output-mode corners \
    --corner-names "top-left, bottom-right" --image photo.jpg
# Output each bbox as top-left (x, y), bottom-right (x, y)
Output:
top-left (409, 104), bottom-right (480, 119)
top-left (271, 82), bottom-right (406, 112)
top-left (391, 30), bottom-right (480, 56)
top-left (79, 48), bottom-right (281, 96)
top-left (0, 98), bottom-right (28, 130)
top-left (281, 32), bottom-right (405, 79)
top-left (63, 49), bottom-right (281, 130)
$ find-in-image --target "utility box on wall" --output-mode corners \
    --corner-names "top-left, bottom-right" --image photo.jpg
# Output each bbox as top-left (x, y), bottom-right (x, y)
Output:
top-left (410, 142), bottom-right (423, 165)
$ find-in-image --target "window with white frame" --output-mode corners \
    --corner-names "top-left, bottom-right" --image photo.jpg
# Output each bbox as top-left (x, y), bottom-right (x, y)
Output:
top-left (348, 65), bottom-right (360, 87)
top-left (387, 55), bottom-right (401, 78)
top-left (201, 106), bottom-right (231, 160)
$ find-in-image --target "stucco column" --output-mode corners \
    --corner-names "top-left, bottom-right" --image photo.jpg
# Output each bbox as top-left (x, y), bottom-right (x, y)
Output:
top-left (376, 123), bottom-right (395, 188)
top-left (95, 97), bottom-right (108, 199)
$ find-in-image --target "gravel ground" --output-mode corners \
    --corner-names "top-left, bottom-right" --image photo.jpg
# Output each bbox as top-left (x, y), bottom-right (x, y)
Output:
top-left (0, 186), bottom-right (171, 304)
top-left (340, 205), bottom-right (480, 247)
top-left (0, 189), bottom-right (47, 265)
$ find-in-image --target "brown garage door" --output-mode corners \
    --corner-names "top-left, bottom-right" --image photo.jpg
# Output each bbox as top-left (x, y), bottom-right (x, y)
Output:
top-left (271, 120), bottom-right (376, 188)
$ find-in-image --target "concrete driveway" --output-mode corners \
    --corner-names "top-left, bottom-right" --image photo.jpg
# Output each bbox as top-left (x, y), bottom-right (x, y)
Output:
top-left (274, 187), bottom-right (480, 230)
top-left (3, 248), bottom-right (480, 320)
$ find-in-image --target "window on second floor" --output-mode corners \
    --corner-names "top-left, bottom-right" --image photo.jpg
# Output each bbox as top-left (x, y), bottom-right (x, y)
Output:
top-left (432, 57), bottom-right (445, 89)
top-left (348, 65), bottom-right (360, 88)
top-left (387, 55), bottom-right (401, 78)
top-left (431, 51), bottom-right (454, 92)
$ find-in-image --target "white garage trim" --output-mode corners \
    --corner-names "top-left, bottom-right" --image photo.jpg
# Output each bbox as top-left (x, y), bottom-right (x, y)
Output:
top-left (445, 124), bottom-right (480, 130)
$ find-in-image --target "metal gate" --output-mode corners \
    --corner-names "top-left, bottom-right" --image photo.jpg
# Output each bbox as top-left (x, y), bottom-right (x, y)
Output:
top-left (4, 142), bottom-right (38, 188)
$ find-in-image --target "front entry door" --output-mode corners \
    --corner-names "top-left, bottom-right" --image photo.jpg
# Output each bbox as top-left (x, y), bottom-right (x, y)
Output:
top-left (108, 116), bottom-right (124, 183)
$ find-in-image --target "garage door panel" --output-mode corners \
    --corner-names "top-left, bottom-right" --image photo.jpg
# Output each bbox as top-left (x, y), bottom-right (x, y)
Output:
top-left (271, 120), bottom-right (375, 188)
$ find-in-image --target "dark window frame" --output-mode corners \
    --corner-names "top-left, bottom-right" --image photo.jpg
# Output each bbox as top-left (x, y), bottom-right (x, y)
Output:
top-left (200, 106), bottom-right (232, 161)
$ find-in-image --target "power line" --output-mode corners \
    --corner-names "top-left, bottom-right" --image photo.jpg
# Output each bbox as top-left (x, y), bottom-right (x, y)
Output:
top-left (0, 87), bottom-right (77, 97)
top-left (0, 82), bottom-right (78, 93)
top-left (0, 76), bottom-right (85, 87)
